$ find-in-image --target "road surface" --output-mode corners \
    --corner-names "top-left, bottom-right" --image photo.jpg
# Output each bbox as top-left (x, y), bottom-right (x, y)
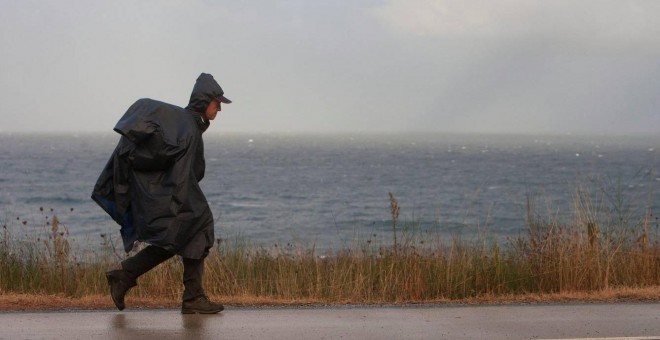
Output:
top-left (0, 303), bottom-right (658, 339)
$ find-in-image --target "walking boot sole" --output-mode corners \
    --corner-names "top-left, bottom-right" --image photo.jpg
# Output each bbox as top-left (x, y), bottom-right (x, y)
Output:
top-left (181, 306), bottom-right (224, 314)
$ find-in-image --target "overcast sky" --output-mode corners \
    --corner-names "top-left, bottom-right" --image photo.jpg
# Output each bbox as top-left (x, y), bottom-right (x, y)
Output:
top-left (1, 0), bottom-right (659, 135)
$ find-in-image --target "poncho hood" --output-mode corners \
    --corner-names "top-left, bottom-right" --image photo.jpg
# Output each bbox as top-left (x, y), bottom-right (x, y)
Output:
top-left (186, 73), bottom-right (227, 113)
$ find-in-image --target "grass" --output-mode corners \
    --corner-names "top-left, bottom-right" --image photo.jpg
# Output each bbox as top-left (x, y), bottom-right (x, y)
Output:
top-left (1, 189), bottom-right (658, 309)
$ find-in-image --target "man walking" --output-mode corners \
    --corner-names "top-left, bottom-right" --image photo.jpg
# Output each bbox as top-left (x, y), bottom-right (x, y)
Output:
top-left (92, 73), bottom-right (230, 314)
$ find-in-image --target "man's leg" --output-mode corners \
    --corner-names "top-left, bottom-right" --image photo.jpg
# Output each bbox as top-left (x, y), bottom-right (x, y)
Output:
top-left (181, 257), bottom-right (224, 314)
top-left (122, 246), bottom-right (174, 280)
top-left (106, 245), bottom-right (174, 310)
top-left (182, 257), bottom-right (206, 301)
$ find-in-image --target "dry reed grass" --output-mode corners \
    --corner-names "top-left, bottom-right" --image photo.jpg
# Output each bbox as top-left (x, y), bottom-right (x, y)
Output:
top-left (1, 189), bottom-right (658, 307)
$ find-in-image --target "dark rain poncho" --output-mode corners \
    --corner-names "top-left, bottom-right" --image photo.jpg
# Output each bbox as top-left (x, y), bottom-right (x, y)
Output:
top-left (92, 73), bottom-right (225, 259)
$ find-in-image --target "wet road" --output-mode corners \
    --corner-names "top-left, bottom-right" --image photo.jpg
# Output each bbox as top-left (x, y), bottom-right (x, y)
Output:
top-left (0, 303), bottom-right (658, 339)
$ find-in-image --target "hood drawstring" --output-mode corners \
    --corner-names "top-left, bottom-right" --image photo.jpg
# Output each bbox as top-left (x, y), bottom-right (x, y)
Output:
top-left (190, 112), bottom-right (210, 132)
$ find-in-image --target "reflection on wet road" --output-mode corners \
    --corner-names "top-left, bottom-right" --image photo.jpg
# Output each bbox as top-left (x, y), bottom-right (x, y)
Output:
top-left (109, 313), bottom-right (215, 340)
top-left (0, 303), bottom-right (658, 339)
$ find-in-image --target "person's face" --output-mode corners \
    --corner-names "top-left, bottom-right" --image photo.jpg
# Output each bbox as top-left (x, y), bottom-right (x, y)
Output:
top-left (204, 99), bottom-right (222, 120)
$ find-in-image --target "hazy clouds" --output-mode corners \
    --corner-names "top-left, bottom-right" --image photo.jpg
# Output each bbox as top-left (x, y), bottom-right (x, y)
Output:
top-left (1, 0), bottom-right (659, 134)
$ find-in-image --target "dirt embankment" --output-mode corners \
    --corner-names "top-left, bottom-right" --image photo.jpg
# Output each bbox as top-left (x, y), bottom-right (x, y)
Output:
top-left (1, 286), bottom-right (658, 311)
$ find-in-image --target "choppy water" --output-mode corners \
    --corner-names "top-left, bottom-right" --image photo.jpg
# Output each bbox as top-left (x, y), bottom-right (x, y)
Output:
top-left (1, 133), bottom-right (659, 250)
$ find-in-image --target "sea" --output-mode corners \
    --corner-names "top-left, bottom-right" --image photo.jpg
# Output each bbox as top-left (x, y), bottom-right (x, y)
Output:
top-left (1, 132), bottom-right (659, 251)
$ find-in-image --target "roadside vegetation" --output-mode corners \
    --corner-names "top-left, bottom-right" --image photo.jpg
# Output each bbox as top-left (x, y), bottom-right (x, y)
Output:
top-left (1, 188), bottom-right (658, 309)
